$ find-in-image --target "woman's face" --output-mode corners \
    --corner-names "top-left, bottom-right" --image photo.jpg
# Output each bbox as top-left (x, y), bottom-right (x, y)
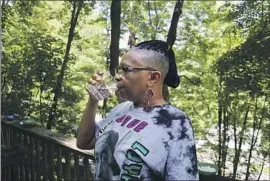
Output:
top-left (116, 51), bottom-right (152, 104)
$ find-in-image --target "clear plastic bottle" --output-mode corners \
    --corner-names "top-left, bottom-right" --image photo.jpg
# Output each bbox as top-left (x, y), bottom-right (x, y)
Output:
top-left (87, 73), bottom-right (117, 101)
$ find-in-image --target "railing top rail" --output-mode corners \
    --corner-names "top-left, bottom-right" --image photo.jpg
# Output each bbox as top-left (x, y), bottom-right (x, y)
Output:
top-left (2, 120), bottom-right (95, 158)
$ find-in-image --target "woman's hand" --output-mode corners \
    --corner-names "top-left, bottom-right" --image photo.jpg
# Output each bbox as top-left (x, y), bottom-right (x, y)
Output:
top-left (85, 72), bottom-right (104, 102)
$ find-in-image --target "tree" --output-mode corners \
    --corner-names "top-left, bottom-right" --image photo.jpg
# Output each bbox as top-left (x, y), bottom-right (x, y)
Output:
top-left (166, 0), bottom-right (184, 46)
top-left (47, 0), bottom-right (84, 129)
top-left (1, 1), bottom-right (107, 134)
top-left (215, 0), bottom-right (270, 179)
top-left (169, 1), bottom-right (246, 177)
top-left (121, 1), bottom-right (172, 43)
top-left (1, 1), bottom-right (66, 119)
top-left (164, 0), bottom-right (184, 101)
top-left (109, 0), bottom-right (121, 76)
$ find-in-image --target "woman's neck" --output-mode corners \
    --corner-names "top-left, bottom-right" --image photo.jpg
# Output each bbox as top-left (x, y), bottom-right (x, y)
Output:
top-left (134, 97), bottom-right (167, 108)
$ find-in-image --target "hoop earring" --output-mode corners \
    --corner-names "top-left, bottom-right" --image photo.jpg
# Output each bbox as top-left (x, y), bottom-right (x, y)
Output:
top-left (143, 89), bottom-right (155, 112)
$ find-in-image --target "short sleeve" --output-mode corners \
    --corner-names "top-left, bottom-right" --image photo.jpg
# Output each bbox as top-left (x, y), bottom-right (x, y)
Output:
top-left (95, 121), bottom-right (101, 139)
top-left (164, 117), bottom-right (199, 180)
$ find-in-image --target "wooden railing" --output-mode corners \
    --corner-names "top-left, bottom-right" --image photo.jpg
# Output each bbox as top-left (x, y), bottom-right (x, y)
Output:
top-left (1, 120), bottom-right (95, 181)
top-left (1, 119), bottom-right (240, 181)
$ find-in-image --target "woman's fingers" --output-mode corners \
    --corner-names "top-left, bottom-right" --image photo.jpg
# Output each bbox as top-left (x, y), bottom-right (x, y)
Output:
top-left (88, 78), bottom-right (97, 85)
top-left (92, 73), bottom-right (103, 84)
top-left (88, 72), bottom-right (104, 85)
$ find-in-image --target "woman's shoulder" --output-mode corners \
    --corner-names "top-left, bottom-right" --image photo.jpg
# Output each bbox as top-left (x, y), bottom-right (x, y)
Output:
top-left (159, 104), bottom-right (189, 118)
top-left (107, 101), bottom-right (134, 116)
top-left (112, 101), bottom-right (134, 111)
top-left (151, 104), bottom-right (192, 127)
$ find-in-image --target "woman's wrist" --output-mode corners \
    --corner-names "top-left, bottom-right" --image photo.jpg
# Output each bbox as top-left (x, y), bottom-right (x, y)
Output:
top-left (88, 97), bottom-right (99, 106)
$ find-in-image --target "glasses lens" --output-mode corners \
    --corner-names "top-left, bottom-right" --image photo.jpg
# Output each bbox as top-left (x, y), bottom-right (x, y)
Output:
top-left (116, 67), bottom-right (123, 75)
top-left (116, 67), bottom-right (131, 75)
top-left (122, 67), bottom-right (132, 72)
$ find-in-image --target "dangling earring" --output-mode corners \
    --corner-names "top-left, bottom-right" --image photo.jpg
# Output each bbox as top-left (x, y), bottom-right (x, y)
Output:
top-left (143, 89), bottom-right (155, 112)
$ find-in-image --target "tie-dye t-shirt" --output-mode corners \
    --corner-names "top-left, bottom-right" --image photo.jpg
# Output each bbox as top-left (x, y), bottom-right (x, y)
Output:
top-left (94, 101), bottom-right (199, 181)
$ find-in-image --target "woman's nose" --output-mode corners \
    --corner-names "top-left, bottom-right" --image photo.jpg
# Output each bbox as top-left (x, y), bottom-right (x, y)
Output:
top-left (115, 73), bottom-right (122, 82)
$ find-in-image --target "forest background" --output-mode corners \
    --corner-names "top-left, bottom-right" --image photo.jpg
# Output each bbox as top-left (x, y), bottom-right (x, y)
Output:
top-left (1, 0), bottom-right (269, 180)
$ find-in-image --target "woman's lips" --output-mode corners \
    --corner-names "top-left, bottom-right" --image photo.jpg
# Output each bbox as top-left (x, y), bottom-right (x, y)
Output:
top-left (116, 83), bottom-right (123, 89)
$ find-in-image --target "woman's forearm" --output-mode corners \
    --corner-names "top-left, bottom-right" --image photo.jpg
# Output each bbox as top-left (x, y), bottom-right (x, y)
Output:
top-left (76, 98), bottom-right (98, 150)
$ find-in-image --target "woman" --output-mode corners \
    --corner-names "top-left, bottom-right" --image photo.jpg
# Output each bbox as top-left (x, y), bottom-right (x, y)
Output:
top-left (77, 40), bottom-right (199, 180)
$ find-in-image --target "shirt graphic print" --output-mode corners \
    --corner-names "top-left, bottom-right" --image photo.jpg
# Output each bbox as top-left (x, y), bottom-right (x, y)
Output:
top-left (94, 101), bottom-right (199, 180)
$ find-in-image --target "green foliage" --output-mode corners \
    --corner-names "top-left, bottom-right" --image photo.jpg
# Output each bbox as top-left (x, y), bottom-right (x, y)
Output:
top-left (213, 0), bottom-right (270, 178)
top-left (121, 1), bottom-right (173, 42)
top-left (2, 1), bottom-right (66, 119)
top-left (216, 0), bottom-right (270, 97)
top-left (1, 1), bottom-right (269, 179)
top-left (1, 1), bottom-right (107, 132)
top-left (169, 1), bottom-right (245, 137)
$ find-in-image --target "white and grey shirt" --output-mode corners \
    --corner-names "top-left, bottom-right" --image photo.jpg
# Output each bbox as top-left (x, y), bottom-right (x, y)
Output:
top-left (95, 101), bottom-right (199, 181)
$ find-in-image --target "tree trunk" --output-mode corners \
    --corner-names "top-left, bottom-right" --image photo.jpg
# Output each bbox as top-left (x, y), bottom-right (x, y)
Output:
top-left (1, 0), bottom-right (10, 30)
top-left (109, 0), bottom-right (121, 76)
top-left (232, 105), bottom-right (250, 180)
top-left (232, 108), bottom-right (238, 178)
top-left (147, 0), bottom-right (152, 26)
top-left (245, 97), bottom-right (258, 181)
top-left (1, 0), bottom-right (9, 93)
top-left (217, 89), bottom-right (231, 176)
top-left (221, 106), bottom-right (229, 176)
top-left (166, 0), bottom-right (184, 46)
top-left (245, 96), bottom-right (267, 181)
top-left (245, 123), bottom-right (256, 180)
top-left (164, 0), bottom-right (184, 101)
top-left (102, 0), bottom-right (121, 112)
top-left (217, 78), bottom-right (223, 176)
top-left (46, 0), bottom-right (84, 129)
top-left (257, 147), bottom-right (270, 181)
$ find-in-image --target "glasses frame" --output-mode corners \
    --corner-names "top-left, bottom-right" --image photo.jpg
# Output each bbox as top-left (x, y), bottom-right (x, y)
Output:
top-left (116, 66), bottom-right (156, 75)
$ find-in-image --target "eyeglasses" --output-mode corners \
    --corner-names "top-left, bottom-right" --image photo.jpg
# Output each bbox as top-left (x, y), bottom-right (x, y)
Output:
top-left (116, 66), bottom-right (156, 75)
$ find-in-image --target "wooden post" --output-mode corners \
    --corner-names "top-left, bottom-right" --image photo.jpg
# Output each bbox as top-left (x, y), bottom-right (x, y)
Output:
top-left (24, 134), bottom-right (30, 181)
top-left (74, 153), bottom-right (79, 180)
top-left (48, 145), bottom-right (55, 181)
top-left (20, 161), bottom-right (25, 181)
top-left (36, 139), bottom-right (41, 181)
top-left (1, 121), bottom-right (95, 181)
top-left (57, 148), bottom-right (63, 180)
top-left (43, 142), bottom-right (48, 181)
top-left (30, 137), bottom-right (35, 181)
top-left (83, 157), bottom-right (90, 180)
top-left (64, 150), bottom-right (71, 180)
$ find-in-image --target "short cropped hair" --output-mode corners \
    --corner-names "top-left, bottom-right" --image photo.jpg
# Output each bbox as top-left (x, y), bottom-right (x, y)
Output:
top-left (129, 47), bottom-right (169, 81)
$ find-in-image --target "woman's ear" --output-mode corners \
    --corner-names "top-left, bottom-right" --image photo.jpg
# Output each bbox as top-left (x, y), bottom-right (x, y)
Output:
top-left (148, 71), bottom-right (161, 85)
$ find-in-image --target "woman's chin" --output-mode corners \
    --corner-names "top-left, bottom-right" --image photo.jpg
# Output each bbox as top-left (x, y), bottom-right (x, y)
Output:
top-left (116, 90), bottom-right (128, 102)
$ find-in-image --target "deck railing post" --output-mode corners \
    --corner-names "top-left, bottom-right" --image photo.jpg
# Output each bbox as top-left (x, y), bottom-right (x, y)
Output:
top-left (1, 120), bottom-right (95, 181)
